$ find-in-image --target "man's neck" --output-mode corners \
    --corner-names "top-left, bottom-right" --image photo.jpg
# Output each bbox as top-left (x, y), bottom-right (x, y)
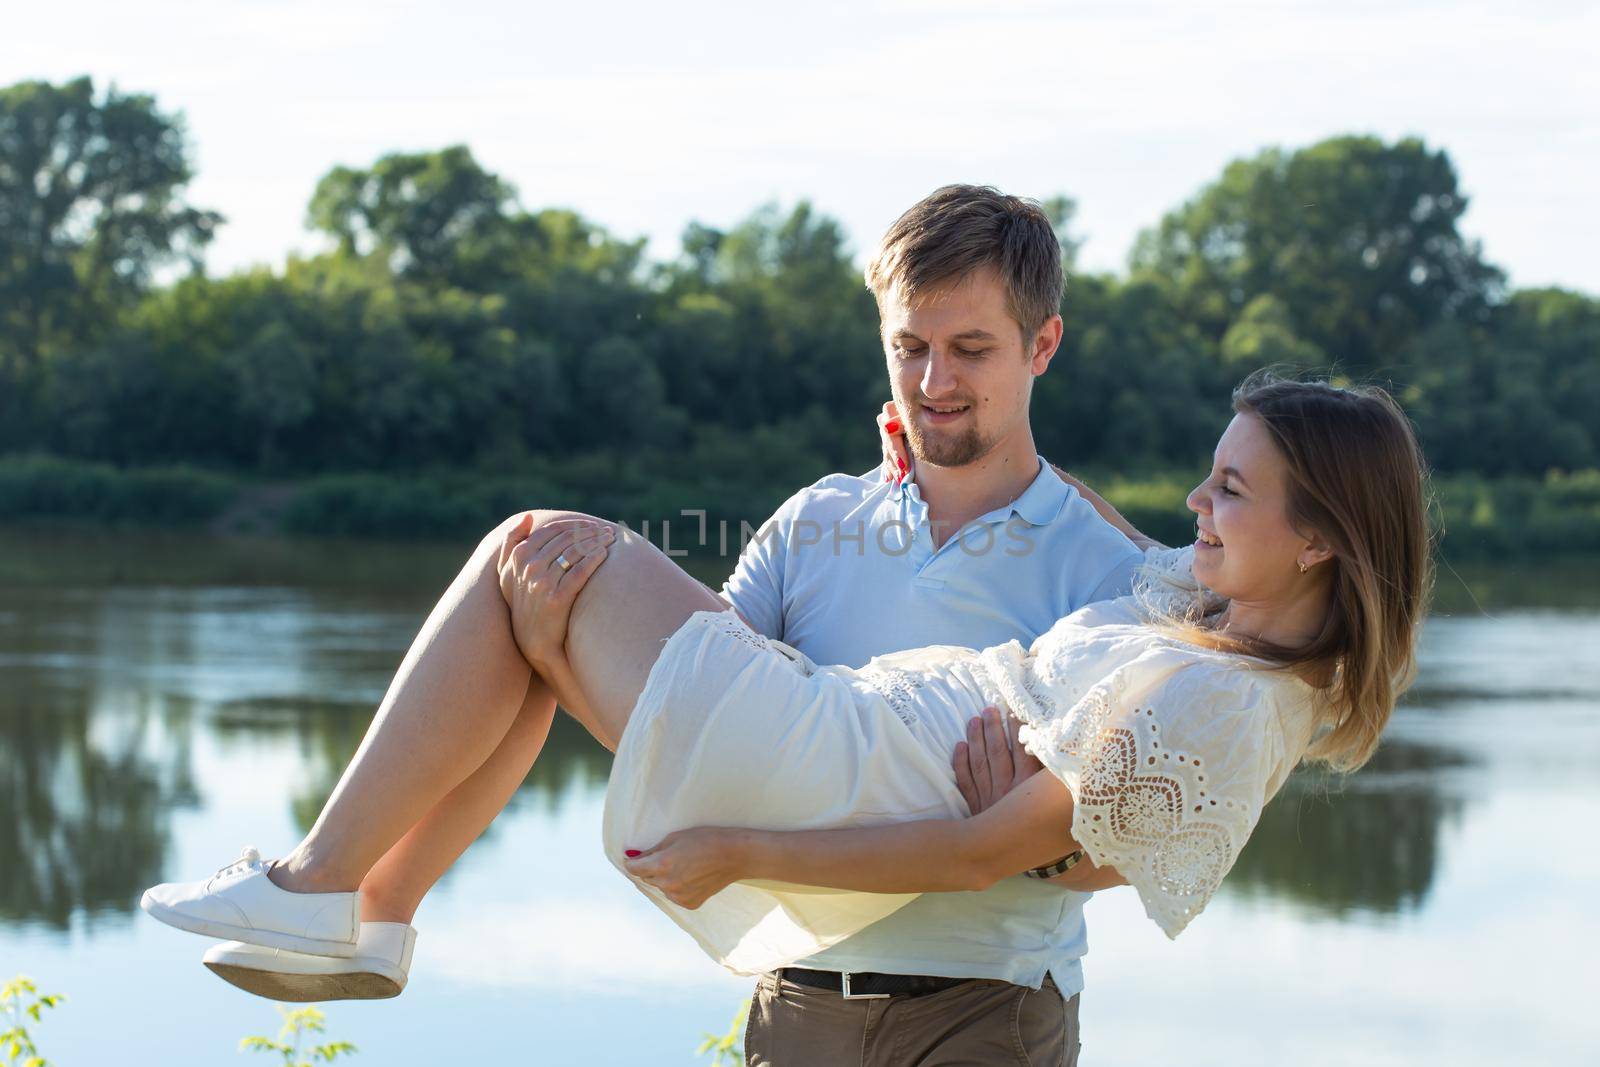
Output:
top-left (912, 433), bottom-right (1042, 548)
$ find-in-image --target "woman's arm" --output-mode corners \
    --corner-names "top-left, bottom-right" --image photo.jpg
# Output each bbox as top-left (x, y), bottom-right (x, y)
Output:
top-left (492, 515), bottom-right (620, 749)
top-left (624, 772), bottom-right (1104, 908)
top-left (1048, 465), bottom-right (1164, 551)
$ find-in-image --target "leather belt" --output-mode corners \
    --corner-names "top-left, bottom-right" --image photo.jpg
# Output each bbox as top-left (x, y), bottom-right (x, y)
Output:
top-left (776, 967), bottom-right (975, 1000)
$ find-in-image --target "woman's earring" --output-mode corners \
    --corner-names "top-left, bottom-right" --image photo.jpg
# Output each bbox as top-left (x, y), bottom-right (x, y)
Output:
top-left (1297, 560), bottom-right (1309, 574)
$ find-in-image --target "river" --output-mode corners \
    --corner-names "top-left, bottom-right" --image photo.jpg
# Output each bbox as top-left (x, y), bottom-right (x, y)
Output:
top-left (2, 526), bottom-right (1596, 1065)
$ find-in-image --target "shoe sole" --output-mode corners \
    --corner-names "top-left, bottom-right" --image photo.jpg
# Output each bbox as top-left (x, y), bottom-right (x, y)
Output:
top-left (204, 961), bottom-right (403, 1002)
top-left (140, 892), bottom-right (357, 958)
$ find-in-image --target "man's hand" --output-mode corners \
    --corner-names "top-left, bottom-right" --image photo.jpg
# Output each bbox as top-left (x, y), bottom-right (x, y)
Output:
top-left (954, 706), bottom-right (1131, 891)
top-left (952, 705), bottom-right (1044, 816)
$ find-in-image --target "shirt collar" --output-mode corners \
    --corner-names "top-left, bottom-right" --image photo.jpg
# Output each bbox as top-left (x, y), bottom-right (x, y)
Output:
top-left (892, 455), bottom-right (1072, 527)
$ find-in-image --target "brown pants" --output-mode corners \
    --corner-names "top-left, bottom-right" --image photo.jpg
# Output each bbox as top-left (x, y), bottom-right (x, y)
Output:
top-left (744, 971), bottom-right (1081, 1067)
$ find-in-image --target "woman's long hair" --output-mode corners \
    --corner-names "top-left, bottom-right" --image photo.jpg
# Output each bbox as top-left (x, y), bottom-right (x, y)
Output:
top-left (1162, 372), bottom-right (1434, 772)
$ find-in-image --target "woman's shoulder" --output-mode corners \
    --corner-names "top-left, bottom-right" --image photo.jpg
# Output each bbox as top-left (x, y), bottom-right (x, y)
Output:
top-left (1117, 640), bottom-right (1317, 733)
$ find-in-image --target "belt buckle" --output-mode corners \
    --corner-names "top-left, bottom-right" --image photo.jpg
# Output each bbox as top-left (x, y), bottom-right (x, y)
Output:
top-left (840, 972), bottom-right (891, 1001)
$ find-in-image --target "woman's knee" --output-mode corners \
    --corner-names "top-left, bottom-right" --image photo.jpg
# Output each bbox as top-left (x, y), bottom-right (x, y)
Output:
top-left (476, 509), bottom-right (607, 560)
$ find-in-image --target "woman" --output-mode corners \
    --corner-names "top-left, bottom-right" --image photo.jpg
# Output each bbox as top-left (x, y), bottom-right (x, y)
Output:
top-left (141, 374), bottom-right (1431, 997)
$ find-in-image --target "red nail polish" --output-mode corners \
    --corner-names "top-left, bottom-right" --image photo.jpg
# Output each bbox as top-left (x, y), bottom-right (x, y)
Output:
top-left (625, 849), bottom-right (642, 858)
top-left (884, 420), bottom-right (901, 434)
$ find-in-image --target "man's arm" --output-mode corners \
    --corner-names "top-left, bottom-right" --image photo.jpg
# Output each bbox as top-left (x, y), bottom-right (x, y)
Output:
top-left (955, 706), bottom-right (1128, 892)
top-left (1049, 464), bottom-right (1164, 552)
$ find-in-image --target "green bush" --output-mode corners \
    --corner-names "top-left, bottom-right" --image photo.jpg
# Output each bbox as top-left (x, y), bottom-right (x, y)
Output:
top-left (1546, 469), bottom-right (1600, 508)
top-left (2, 975), bottom-right (64, 1067)
top-left (1099, 473), bottom-right (1198, 549)
top-left (241, 1005), bottom-right (356, 1066)
top-left (0, 454), bottom-right (236, 525)
top-left (1430, 472), bottom-right (1600, 558)
top-left (282, 474), bottom-right (483, 539)
top-left (4, 453), bottom-right (1598, 562)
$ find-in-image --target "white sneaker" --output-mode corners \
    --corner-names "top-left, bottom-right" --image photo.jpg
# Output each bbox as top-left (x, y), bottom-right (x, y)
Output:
top-left (140, 847), bottom-right (359, 958)
top-left (203, 921), bottom-right (418, 1002)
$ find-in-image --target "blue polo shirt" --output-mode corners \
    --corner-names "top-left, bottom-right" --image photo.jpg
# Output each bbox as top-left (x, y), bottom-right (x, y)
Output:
top-left (720, 457), bottom-right (1143, 998)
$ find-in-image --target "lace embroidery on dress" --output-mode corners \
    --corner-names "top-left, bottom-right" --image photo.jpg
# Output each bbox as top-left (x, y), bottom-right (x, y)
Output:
top-left (1020, 671), bottom-right (1060, 719)
top-left (710, 613), bottom-right (774, 654)
top-left (999, 658), bottom-right (1259, 940)
top-left (859, 666), bottom-right (925, 728)
top-left (1133, 544), bottom-right (1227, 624)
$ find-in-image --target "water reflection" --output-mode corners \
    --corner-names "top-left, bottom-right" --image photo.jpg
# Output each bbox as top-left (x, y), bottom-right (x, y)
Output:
top-left (0, 572), bottom-right (616, 929)
top-left (2, 528), bottom-right (1597, 937)
top-left (209, 696), bottom-right (614, 837)
top-left (0, 689), bottom-right (198, 927)
top-left (1228, 739), bottom-right (1470, 916)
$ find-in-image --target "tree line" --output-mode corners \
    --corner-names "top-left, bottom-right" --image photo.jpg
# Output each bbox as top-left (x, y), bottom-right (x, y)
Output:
top-left (2, 76), bottom-right (1596, 496)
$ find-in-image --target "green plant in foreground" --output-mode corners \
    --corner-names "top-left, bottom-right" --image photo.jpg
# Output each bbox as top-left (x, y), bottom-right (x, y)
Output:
top-left (697, 1001), bottom-right (748, 1066)
top-left (241, 1005), bottom-right (357, 1066)
top-left (1, 975), bottom-right (64, 1067)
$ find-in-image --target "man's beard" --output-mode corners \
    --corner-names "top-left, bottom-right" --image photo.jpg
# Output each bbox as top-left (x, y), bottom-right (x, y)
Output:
top-left (904, 417), bottom-right (994, 468)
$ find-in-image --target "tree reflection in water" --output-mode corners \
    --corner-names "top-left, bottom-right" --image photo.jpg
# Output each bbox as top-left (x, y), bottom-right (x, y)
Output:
top-left (0, 686), bottom-right (199, 928)
top-left (207, 697), bottom-right (614, 839)
top-left (1227, 737), bottom-right (1472, 915)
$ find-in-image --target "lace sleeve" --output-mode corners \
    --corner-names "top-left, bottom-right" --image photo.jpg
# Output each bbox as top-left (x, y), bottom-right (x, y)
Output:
top-left (1011, 651), bottom-right (1285, 939)
top-left (1132, 544), bottom-right (1227, 622)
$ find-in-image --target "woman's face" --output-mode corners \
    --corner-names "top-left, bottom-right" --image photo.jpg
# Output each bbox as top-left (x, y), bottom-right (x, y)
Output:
top-left (1186, 413), bottom-right (1317, 604)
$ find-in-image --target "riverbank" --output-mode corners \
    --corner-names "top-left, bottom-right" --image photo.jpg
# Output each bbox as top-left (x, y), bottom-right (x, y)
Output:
top-left (3, 453), bottom-right (1598, 563)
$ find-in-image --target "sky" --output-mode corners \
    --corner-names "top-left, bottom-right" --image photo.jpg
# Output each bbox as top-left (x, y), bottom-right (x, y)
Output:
top-left (7, 0), bottom-right (1598, 293)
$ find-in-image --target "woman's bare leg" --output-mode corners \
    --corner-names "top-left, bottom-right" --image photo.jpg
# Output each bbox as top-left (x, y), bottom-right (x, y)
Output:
top-left (266, 511), bottom-right (720, 895)
top-left (357, 675), bottom-right (557, 924)
top-left (553, 523), bottom-right (732, 744)
top-left (268, 513), bottom-right (574, 893)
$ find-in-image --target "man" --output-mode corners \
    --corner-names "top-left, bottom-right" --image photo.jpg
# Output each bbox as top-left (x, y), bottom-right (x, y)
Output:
top-left (721, 184), bottom-right (1154, 1066)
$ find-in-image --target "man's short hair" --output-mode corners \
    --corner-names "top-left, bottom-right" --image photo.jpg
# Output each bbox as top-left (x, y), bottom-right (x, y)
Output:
top-left (865, 185), bottom-right (1064, 337)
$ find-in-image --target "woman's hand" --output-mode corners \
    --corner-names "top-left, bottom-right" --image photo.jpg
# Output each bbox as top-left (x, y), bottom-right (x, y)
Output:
top-left (953, 705), bottom-right (1044, 816)
top-left (876, 400), bottom-right (912, 486)
top-left (496, 514), bottom-right (615, 673)
top-left (622, 828), bottom-right (747, 910)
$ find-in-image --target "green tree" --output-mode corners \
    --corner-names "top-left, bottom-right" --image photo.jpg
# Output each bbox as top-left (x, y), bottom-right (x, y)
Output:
top-left (656, 202), bottom-right (880, 466)
top-left (1403, 289), bottom-right (1600, 475)
top-left (1041, 194), bottom-right (1082, 271)
top-left (1218, 294), bottom-right (1326, 370)
top-left (1495, 288), bottom-right (1600, 468)
top-left (1041, 273), bottom-right (1227, 467)
top-left (306, 145), bottom-right (512, 286)
top-left (1130, 135), bottom-right (1504, 370)
top-left (0, 77), bottom-right (220, 373)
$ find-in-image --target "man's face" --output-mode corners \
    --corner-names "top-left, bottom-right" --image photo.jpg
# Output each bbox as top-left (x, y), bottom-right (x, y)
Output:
top-left (880, 266), bottom-right (1056, 468)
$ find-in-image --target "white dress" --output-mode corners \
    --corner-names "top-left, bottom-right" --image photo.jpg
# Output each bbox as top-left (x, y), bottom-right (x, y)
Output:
top-left (602, 546), bottom-right (1320, 975)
